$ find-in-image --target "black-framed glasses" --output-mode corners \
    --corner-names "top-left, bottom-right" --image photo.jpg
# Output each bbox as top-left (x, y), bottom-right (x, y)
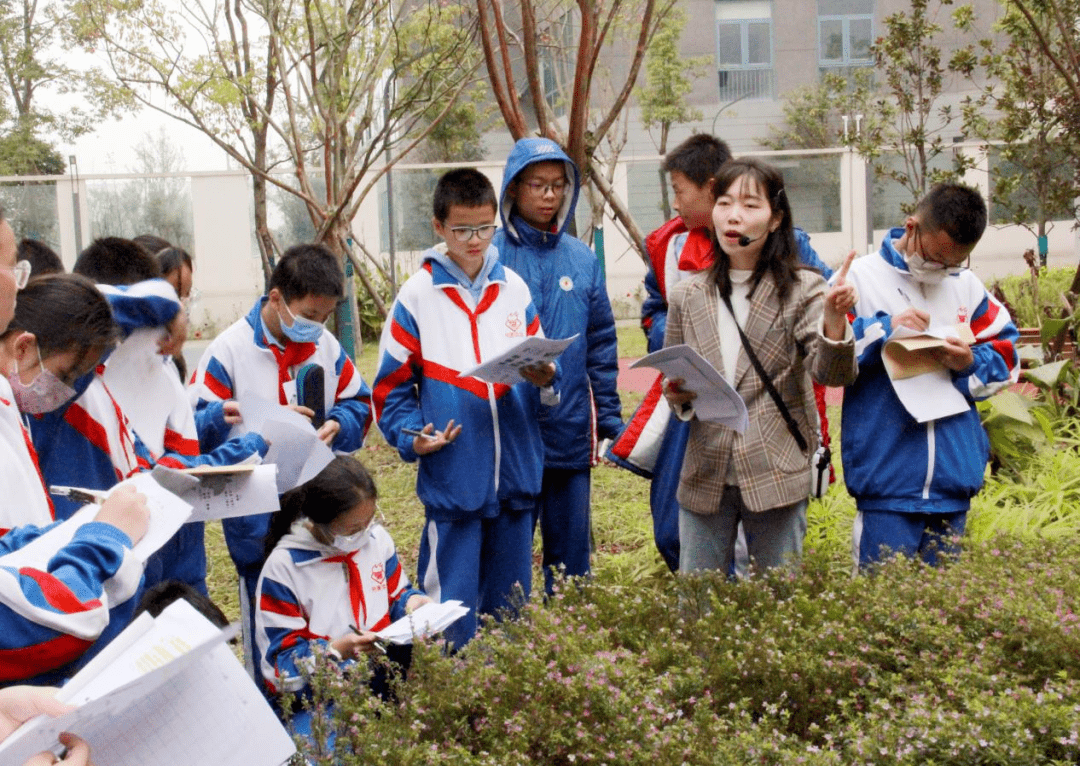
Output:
top-left (914, 224), bottom-right (969, 273)
top-left (449, 224), bottom-right (498, 243)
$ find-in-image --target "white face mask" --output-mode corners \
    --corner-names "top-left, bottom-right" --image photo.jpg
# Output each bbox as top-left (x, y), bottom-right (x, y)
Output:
top-left (331, 529), bottom-right (369, 551)
top-left (903, 252), bottom-right (951, 285)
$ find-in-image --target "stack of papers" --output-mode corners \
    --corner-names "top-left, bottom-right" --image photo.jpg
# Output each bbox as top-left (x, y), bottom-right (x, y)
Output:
top-left (629, 345), bottom-right (749, 432)
top-left (882, 324), bottom-right (975, 422)
top-left (0, 600), bottom-right (296, 766)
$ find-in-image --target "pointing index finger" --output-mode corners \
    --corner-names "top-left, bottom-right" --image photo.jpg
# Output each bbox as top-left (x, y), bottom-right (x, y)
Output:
top-left (835, 250), bottom-right (856, 283)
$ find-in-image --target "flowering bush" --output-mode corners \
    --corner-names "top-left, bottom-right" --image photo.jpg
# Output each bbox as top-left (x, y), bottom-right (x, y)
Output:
top-left (295, 536), bottom-right (1080, 765)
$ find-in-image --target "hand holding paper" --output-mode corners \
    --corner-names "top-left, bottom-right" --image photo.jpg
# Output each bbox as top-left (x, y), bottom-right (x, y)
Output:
top-left (630, 345), bottom-right (748, 432)
top-left (460, 335), bottom-right (577, 386)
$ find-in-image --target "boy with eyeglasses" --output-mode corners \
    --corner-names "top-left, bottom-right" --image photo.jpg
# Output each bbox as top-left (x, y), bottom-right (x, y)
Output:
top-left (373, 167), bottom-right (559, 649)
top-left (189, 242), bottom-right (372, 683)
top-left (492, 137), bottom-right (622, 595)
top-left (838, 183), bottom-right (1019, 568)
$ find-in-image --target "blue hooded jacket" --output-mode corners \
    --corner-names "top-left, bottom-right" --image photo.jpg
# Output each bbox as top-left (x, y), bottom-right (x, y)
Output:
top-left (492, 138), bottom-right (622, 469)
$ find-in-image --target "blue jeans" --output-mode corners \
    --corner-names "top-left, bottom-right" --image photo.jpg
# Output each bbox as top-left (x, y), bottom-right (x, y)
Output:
top-left (679, 486), bottom-right (807, 574)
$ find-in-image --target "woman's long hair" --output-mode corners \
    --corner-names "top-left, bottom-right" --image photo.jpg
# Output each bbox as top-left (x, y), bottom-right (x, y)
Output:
top-left (263, 456), bottom-right (378, 557)
top-left (707, 157), bottom-right (800, 303)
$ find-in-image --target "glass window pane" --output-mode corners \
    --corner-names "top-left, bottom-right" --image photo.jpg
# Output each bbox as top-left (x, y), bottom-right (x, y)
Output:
top-left (850, 18), bottom-right (872, 61)
top-left (820, 19), bottom-right (843, 62)
top-left (818, 0), bottom-right (872, 13)
top-left (747, 22), bottom-right (771, 65)
top-left (717, 22), bottom-right (743, 66)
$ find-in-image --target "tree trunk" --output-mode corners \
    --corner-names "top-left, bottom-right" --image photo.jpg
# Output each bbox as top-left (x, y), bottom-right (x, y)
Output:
top-left (589, 160), bottom-right (648, 264)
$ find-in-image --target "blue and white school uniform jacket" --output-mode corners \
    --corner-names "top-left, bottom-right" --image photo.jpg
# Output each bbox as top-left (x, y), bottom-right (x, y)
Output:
top-left (0, 378), bottom-right (53, 533)
top-left (373, 247), bottom-right (559, 520)
top-left (493, 138), bottom-right (621, 468)
top-left (255, 521), bottom-right (421, 694)
top-left (0, 373), bottom-right (143, 684)
top-left (840, 229), bottom-right (1020, 514)
top-left (189, 298), bottom-right (372, 455)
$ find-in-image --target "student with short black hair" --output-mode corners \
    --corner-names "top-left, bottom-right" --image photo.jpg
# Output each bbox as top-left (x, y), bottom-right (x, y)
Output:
top-left (840, 183), bottom-right (1019, 568)
top-left (189, 241), bottom-right (372, 682)
top-left (73, 237), bottom-right (161, 285)
top-left (17, 239), bottom-right (63, 278)
top-left (374, 167), bottom-right (557, 649)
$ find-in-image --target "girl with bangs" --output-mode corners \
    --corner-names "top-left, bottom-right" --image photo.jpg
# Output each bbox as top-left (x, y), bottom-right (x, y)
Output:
top-left (662, 157), bottom-right (858, 575)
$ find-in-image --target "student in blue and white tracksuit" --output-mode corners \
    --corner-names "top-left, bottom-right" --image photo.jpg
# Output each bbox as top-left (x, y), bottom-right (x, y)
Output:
top-left (839, 184), bottom-right (1019, 568)
top-left (374, 168), bottom-right (559, 650)
top-left (493, 137), bottom-right (622, 594)
top-left (189, 243), bottom-right (372, 684)
top-left (0, 267), bottom-right (150, 687)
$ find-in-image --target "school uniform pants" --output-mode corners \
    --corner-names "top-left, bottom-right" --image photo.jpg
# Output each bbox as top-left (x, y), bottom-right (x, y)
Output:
top-left (535, 467), bottom-right (592, 595)
top-left (648, 417), bottom-right (689, 573)
top-left (679, 486), bottom-right (807, 575)
top-left (852, 508), bottom-right (967, 570)
top-left (417, 504), bottom-right (534, 651)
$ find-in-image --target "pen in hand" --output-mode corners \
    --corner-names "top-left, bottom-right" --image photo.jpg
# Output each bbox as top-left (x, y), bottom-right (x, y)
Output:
top-left (402, 427), bottom-right (438, 441)
top-left (351, 625), bottom-right (387, 654)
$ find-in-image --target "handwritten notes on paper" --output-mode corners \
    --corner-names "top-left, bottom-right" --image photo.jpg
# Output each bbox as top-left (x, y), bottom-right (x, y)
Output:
top-left (460, 335), bottom-right (578, 386)
top-left (375, 600), bottom-right (470, 645)
top-left (630, 345), bottom-right (749, 432)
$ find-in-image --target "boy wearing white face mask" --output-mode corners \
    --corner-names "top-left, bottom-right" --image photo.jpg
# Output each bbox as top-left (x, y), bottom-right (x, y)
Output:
top-left (189, 242), bottom-right (372, 687)
top-left (837, 183), bottom-right (1019, 569)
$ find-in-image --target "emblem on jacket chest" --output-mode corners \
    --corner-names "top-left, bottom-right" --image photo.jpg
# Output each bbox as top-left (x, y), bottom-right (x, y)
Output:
top-left (505, 311), bottom-right (525, 337)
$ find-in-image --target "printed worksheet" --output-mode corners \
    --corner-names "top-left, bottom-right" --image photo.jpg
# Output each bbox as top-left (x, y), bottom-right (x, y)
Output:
top-left (0, 601), bottom-right (296, 766)
top-left (234, 393), bottom-right (335, 492)
top-left (460, 334), bottom-right (579, 385)
top-left (151, 463), bottom-right (280, 521)
top-left (630, 345), bottom-right (749, 432)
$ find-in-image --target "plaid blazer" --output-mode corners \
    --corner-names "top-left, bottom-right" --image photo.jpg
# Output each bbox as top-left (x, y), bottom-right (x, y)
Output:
top-left (666, 269), bottom-right (857, 514)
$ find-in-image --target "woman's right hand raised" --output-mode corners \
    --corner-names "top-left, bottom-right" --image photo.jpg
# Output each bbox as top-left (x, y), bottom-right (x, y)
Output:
top-left (94, 486), bottom-right (150, 545)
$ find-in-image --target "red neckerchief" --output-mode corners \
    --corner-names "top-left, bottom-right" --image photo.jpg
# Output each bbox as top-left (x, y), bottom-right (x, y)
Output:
top-left (676, 227), bottom-right (716, 273)
top-left (324, 549), bottom-right (368, 628)
top-left (268, 341), bottom-right (316, 405)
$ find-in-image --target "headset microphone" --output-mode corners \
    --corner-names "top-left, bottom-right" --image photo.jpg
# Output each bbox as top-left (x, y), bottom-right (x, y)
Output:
top-left (737, 232), bottom-right (764, 247)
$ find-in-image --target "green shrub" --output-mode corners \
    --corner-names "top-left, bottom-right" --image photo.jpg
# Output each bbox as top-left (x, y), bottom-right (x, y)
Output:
top-left (991, 267), bottom-right (1076, 328)
top-left (292, 537), bottom-right (1080, 764)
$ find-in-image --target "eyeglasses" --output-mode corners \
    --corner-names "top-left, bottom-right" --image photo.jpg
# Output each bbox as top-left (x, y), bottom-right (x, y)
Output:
top-left (521, 180), bottom-right (568, 197)
top-left (449, 224), bottom-right (498, 243)
top-left (914, 224), bottom-right (969, 273)
top-left (1, 260), bottom-right (31, 290)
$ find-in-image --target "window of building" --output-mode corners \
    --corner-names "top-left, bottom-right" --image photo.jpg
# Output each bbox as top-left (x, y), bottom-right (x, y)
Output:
top-left (715, 1), bottom-right (774, 101)
top-left (818, 0), bottom-right (873, 71)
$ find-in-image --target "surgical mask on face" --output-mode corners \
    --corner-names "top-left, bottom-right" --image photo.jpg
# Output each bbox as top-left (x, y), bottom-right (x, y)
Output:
top-left (331, 529), bottom-right (369, 551)
top-left (8, 347), bottom-right (77, 414)
top-left (279, 302), bottom-right (325, 344)
top-left (903, 252), bottom-right (952, 285)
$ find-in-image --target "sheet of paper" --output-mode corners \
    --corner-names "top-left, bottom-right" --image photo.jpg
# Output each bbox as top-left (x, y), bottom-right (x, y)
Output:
top-left (889, 367), bottom-right (971, 423)
top-left (0, 600), bottom-right (295, 766)
top-left (234, 393), bottom-right (334, 493)
top-left (375, 600), bottom-right (470, 645)
top-left (460, 334), bottom-right (578, 386)
top-left (151, 464), bottom-right (280, 521)
top-left (629, 345), bottom-right (749, 432)
top-left (102, 328), bottom-right (177, 455)
top-left (0, 473), bottom-right (192, 570)
top-left (882, 323), bottom-right (976, 380)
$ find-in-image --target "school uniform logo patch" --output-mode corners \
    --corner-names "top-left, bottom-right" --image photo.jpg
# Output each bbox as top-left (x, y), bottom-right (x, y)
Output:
top-left (559, 275), bottom-right (573, 292)
top-left (506, 311), bottom-right (524, 337)
top-left (370, 563), bottom-right (386, 590)
top-left (957, 306), bottom-right (969, 324)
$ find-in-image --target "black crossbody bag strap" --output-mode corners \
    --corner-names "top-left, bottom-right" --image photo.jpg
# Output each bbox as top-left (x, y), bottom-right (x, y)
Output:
top-left (721, 293), bottom-right (808, 452)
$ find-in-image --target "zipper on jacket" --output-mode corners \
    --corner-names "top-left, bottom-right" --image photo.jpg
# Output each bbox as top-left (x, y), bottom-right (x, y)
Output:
top-left (922, 420), bottom-right (936, 499)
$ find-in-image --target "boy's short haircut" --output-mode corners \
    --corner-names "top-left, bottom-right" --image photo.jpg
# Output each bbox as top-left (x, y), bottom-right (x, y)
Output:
top-left (662, 134), bottom-right (733, 188)
top-left (268, 243), bottom-right (344, 303)
top-left (73, 237), bottom-right (162, 285)
top-left (18, 238), bottom-right (64, 277)
top-left (915, 183), bottom-right (988, 247)
top-left (433, 168), bottom-right (497, 222)
top-left (158, 247), bottom-right (193, 276)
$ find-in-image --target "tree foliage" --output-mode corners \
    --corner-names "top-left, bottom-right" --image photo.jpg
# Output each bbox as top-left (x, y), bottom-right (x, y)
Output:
top-left (476, 0), bottom-right (677, 262)
top-left (73, 0), bottom-right (480, 311)
top-left (955, 2), bottom-right (1078, 258)
top-left (852, 0), bottom-right (976, 210)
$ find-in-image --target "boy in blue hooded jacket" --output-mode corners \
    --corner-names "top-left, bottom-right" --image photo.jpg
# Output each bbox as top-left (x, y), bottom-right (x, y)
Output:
top-left (492, 138), bottom-right (622, 595)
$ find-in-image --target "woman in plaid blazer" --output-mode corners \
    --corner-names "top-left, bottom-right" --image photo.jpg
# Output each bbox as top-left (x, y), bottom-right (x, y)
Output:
top-left (663, 157), bottom-right (858, 575)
